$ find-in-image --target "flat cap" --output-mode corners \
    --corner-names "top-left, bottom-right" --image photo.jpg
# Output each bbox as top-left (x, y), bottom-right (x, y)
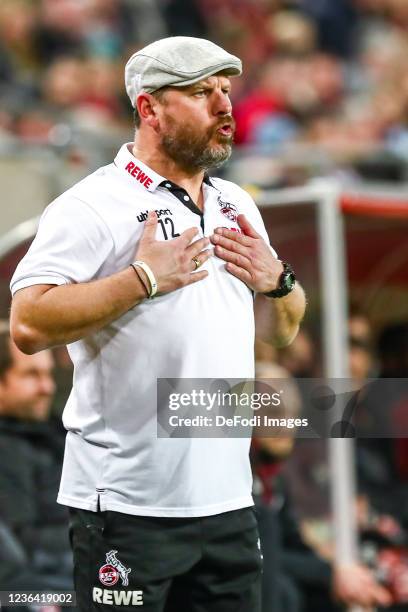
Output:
top-left (125, 36), bottom-right (242, 107)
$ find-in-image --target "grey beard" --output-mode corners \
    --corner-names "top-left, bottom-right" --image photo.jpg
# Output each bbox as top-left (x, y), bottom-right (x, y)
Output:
top-left (161, 134), bottom-right (232, 172)
top-left (194, 144), bottom-right (232, 170)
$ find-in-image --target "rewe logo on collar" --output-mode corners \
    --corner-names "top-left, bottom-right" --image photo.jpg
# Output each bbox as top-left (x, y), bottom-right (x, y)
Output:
top-left (125, 162), bottom-right (153, 189)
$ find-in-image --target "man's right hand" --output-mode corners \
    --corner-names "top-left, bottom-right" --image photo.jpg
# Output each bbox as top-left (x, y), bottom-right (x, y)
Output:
top-left (134, 211), bottom-right (212, 295)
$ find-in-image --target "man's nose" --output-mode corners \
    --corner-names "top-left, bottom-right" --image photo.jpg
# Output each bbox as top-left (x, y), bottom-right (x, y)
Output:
top-left (212, 91), bottom-right (232, 116)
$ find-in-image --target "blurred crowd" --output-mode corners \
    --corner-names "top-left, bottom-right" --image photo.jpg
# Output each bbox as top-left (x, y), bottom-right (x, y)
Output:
top-left (1, 0), bottom-right (408, 180)
top-left (253, 310), bottom-right (408, 611)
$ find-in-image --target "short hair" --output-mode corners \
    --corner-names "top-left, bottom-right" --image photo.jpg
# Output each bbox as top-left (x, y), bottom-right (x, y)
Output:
top-left (0, 322), bottom-right (12, 379)
top-left (133, 87), bottom-right (169, 129)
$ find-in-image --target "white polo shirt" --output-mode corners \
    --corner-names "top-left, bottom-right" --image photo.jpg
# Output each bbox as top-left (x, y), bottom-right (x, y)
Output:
top-left (10, 143), bottom-right (277, 517)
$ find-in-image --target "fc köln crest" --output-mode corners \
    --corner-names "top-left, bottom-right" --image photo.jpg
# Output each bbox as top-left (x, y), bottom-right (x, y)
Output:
top-left (99, 550), bottom-right (131, 587)
top-left (217, 196), bottom-right (238, 222)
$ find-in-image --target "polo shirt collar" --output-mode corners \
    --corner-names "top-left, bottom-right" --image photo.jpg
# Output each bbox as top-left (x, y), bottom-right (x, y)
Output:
top-left (114, 143), bottom-right (165, 192)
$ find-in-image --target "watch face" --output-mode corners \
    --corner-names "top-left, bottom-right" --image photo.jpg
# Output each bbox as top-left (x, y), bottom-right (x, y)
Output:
top-left (264, 263), bottom-right (295, 298)
top-left (283, 272), bottom-right (295, 291)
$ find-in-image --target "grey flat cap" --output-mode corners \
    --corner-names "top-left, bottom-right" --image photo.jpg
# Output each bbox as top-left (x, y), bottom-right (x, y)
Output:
top-left (125, 36), bottom-right (242, 107)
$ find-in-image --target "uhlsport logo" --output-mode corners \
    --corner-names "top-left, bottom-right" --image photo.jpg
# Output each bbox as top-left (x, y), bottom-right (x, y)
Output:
top-left (99, 550), bottom-right (131, 587)
top-left (137, 208), bottom-right (173, 223)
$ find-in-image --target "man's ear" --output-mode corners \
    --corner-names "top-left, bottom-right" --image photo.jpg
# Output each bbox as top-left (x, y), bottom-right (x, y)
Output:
top-left (136, 93), bottom-right (160, 129)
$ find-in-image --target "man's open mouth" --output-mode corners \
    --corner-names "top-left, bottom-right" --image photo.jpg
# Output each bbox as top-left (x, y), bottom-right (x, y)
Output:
top-left (216, 124), bottom-right (233, 137)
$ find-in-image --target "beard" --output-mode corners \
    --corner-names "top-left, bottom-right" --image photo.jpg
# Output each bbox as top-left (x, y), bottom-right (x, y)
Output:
top-left (159, 113), bottom-right (235, 172)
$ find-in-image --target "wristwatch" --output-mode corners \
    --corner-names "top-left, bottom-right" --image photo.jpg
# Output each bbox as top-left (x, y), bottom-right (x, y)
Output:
top-left (263, 261), bottom-right (296, 298)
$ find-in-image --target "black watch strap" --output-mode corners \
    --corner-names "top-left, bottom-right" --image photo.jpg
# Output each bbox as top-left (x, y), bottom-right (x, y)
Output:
top-left (263, 261), bottom-right (296, 298)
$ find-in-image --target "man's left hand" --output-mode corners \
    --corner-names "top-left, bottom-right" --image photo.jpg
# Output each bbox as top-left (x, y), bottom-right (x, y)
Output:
top-left (211, 214), bottom-right (282, 292)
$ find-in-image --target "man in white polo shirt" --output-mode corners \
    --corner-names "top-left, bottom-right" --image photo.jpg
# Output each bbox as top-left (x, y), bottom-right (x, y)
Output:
top-left (10, 37), bottom-right (305, 611)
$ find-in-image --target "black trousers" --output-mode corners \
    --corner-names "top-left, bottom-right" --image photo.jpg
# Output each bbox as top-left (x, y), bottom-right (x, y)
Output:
top-left (69, 506), bottom-right (262, 611)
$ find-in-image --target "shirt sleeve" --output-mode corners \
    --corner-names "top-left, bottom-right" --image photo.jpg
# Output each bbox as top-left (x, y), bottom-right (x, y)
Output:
top-left (10, 196), bottom-right (114, 295)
